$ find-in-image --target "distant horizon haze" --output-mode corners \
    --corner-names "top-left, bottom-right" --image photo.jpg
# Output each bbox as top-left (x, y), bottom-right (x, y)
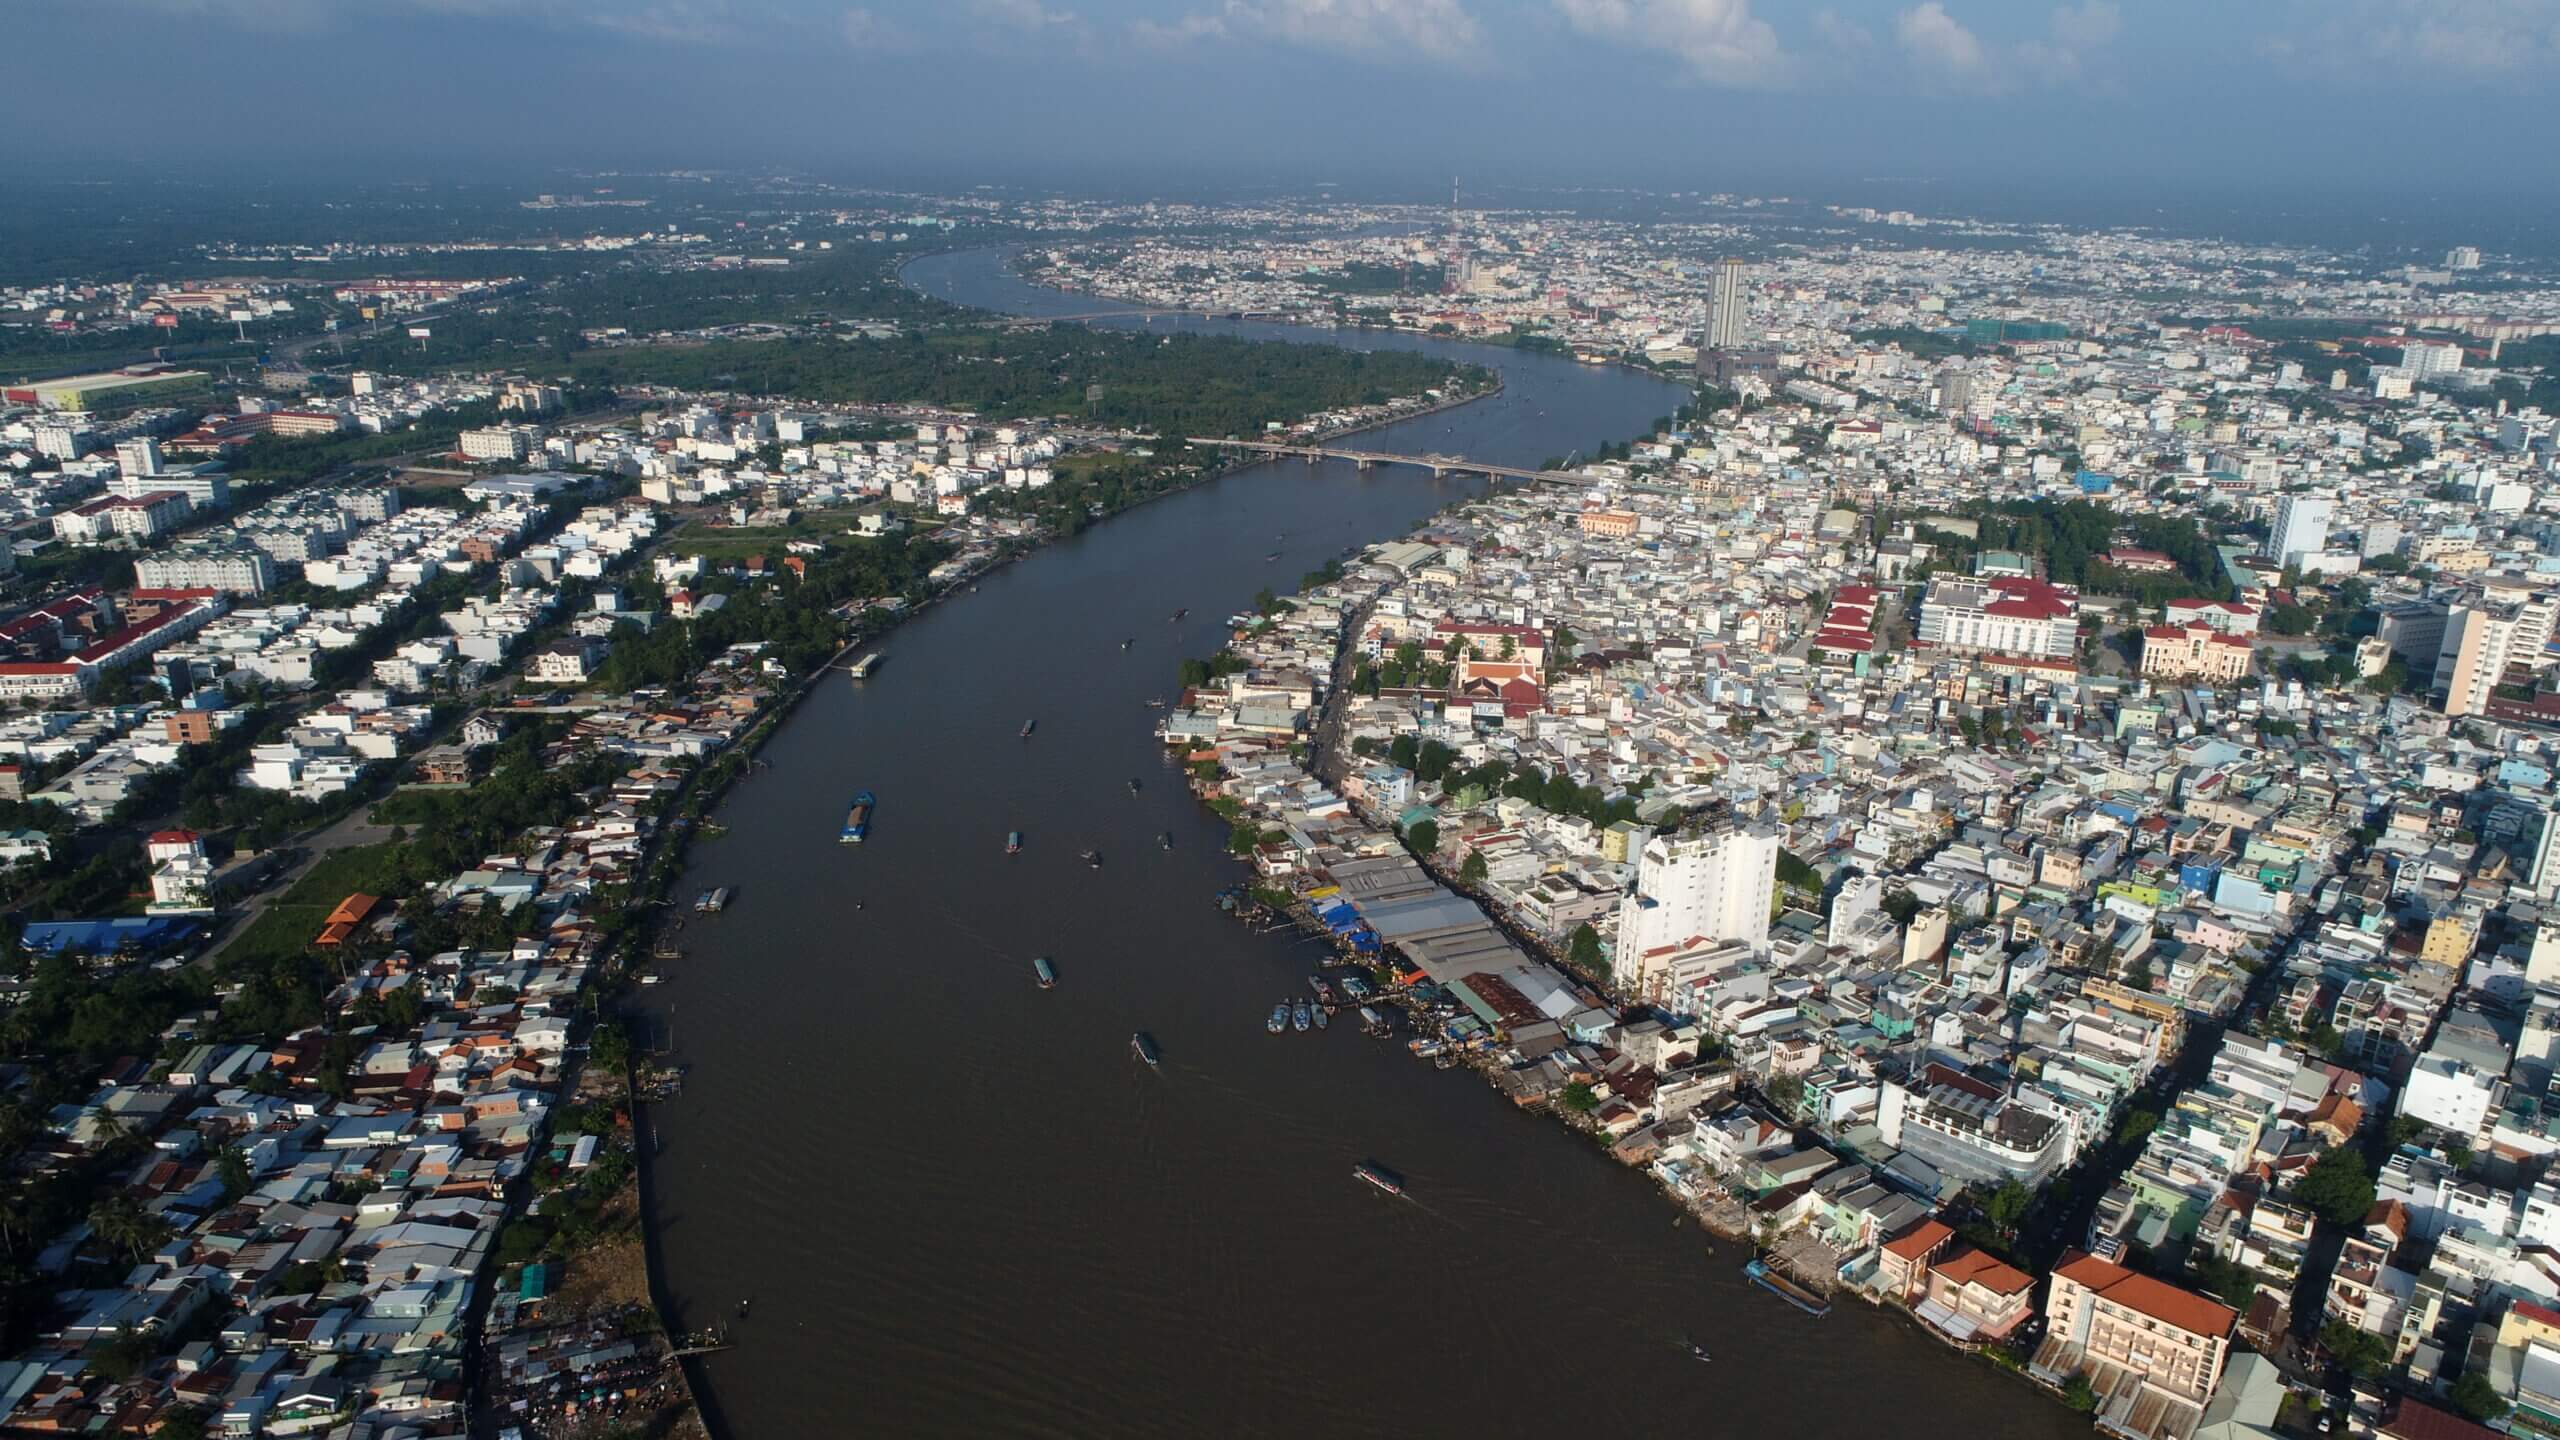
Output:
top-left (2, 0), bottom-right (2555, 212)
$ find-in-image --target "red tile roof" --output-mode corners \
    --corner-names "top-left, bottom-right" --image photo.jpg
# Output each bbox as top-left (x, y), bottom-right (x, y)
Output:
top-left (2052, 1250), bottom-right (2236, 1339)
top-left (1882, 1218), bottom-right (1954, 1261)
top-left (1933, 1247), bottom-right (2034, 1295)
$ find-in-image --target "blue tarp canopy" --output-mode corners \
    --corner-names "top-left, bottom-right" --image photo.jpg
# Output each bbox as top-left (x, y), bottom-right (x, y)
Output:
top-left (19, 917), bottom-right (202, 956)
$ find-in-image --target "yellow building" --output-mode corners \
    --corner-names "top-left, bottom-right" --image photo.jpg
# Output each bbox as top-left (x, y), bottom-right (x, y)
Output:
top-left (2422, 915), bottom-right (2478, 966)
top-left (2139, 622), bottom-right (2252, 685)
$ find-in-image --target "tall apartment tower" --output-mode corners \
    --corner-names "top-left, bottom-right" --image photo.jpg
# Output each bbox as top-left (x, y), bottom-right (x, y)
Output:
top-left (1705, 257), bottom-right (1747, 351)
top-left (2437, 602), bottom-right (2526, 717)
top-left (1615, 814), bottom-right (1781, 963)
top-left (2265, 494), bottom-right (2333, 569)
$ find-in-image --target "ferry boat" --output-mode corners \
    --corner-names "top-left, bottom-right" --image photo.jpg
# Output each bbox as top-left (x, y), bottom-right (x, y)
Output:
top-left (840, 791), bottom-right (875, 844)
top-left (1130, 1031), bottom-right (1161, 1067)
top-left (694, 887), bottom-right (731, 914)
top-left (845, 653), bottom-right (880, 680)
top-left (1353, 1163), bottom-right (1403, 1196)
top-left (1006, 830), bottom-right (1023, 854)
top-left (1034, 957), bottom-right (1057, 988)
top-left (1292, 1001), bottom-right (1312, 1033)
top-left (1743, 1258), bottom-right (1832, 1318)
top-left (1267, 1003), bottom-right (1289, 1034)
top-left (1019, 718), bottom-right (1036, 739)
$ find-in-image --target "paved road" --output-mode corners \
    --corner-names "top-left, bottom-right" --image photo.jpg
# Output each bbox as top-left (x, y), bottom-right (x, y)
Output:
top-left (193, 796), bottom-right (400, 970)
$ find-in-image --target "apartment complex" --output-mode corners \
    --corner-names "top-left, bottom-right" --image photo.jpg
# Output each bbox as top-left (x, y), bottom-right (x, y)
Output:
top-left (2035, 1251), bottom-right (2237, 1424)
top-left (1917, 575), bottom-right (2079, 659)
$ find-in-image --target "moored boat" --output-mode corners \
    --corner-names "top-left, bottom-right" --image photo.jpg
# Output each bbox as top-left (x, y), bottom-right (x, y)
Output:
top-left (1034, 956), bottom-right (1057, 988)
top-left (694, 887), bottom-right (731, 914)
top-left (1311, 1004), bottom-right (1328, 1031)
top-left (1292, 1000), bottom-right (1311, 1032)
top-left (1267, 1003), bottom-right (1289, 1034)
top-left (1744, 1258), bottom-right (1832, 1317)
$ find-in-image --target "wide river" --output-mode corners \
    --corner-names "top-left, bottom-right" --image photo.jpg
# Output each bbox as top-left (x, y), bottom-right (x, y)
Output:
top-left (637, 248), bottom-right (2083, 1438)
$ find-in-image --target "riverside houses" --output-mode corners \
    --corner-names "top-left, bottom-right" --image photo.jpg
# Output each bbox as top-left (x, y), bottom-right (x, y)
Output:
top-left (2034, 1251), bottom-right (2239, 1438)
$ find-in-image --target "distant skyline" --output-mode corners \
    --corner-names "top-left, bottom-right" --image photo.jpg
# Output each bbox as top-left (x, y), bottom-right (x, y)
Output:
top-left (7, 0), bottom-right (2559, 197)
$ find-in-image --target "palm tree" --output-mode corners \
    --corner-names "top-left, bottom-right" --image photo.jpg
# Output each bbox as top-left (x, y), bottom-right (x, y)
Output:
top-left (0, 1186), bottom-right (33, 1252)
top-left (88, 1193), bottom-right (171, 1262)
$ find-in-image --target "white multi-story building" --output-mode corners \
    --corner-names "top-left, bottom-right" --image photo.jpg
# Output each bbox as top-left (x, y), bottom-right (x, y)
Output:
top-left (1916, 576), bottom-right (2079, 659)
top-left (133, 548), bottom-right (278, 595)
top-left (115, 437), bottom-right (163, 477)
top-left (1830, 873), bottom-right (1883, 948)
top-left (2437, 601), bottom-right (2530, 718)
top-left (2399, 341), bottom-right (2465, 379)
top-left (1705, 257), bottom-right (1746, 351)
top-left (108, 469), bottom-right (228, 509)
top-left (459, 425), bottom-right (535, 463)
top-left (2265, 494), bottom-right (2333, 569)
top-left (1615, 815), bottom-right (1780, 995)
top-left (2399, 1054), bottom-right (2500, 1140)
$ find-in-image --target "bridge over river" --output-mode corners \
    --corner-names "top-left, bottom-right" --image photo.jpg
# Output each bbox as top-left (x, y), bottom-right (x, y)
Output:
top-left (1185, 436), bottom-right (1585, 484)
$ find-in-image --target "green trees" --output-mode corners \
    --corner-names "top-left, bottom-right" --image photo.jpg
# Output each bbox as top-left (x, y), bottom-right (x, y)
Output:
top-left (1567, 924), bottom-right (1605, 975)
top-left (1985, 1180), bottom-right (2033, 1234)
top-left (589, 1020), bottom-right (634, 1078)
top-left (214, 1146), bottom-right (253, 1205)
top-left (1459, 850), bottom-right (1490, 886)
top-left (1764, 1073), bottom-right (1805, 1116)
top-left (1560, 1082), bottom-right (1599, 1114)
top-left (1775, 848), bottom-right (1822, 893)
top-left (87, 1193), bottom-right (172, 1262)
top-left (2294, 1146), bottom-right (2378, 1227)
top-left (572, 328), bottom-right (1473, 441)
top-left (1404, 820), bottom-right (1439, 857)
top-left (2451, 1371), bottom-right (2511, 1423)
top-left (2319, 1321), bottom-right (2391, 1379)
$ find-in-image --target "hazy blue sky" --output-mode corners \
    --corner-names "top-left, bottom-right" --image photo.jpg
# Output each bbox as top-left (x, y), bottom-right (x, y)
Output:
top-left (9, 0), bottom-right (2558, 195)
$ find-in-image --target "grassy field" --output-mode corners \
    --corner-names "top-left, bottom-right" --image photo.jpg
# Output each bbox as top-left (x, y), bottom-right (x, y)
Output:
top-left (664, 506), bottom-right (884, 561)
top-left (219, 842), bottom-right (413, 971)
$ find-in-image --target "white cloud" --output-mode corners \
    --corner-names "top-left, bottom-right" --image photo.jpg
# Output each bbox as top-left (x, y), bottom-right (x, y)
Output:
top-left (1132, 11), bottom-right (1231, 46)
top-left (840, 6), bottom-right (917, 49)
top-left (2263, 0), bottom-right (2560, 80)
top-left (1810, 7), bottom-right (1873, 51)
top-left (2049, 0), bottom-right (2119, 53)
top-left (1551, 0), bottom-right (1788, 86)
top-left (1887, 1), bottom-right (2124, 89)
top-left (1212, 0), bottom-right (1490, 66)
top-left (970, 0), bottom-right (1078, 29)
top-left (1894, 2), bottom-right (1985, 75)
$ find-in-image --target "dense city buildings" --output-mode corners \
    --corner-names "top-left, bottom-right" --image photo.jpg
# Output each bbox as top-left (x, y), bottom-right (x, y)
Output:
top-left (0, 164), bottom-right (2556, 1440)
